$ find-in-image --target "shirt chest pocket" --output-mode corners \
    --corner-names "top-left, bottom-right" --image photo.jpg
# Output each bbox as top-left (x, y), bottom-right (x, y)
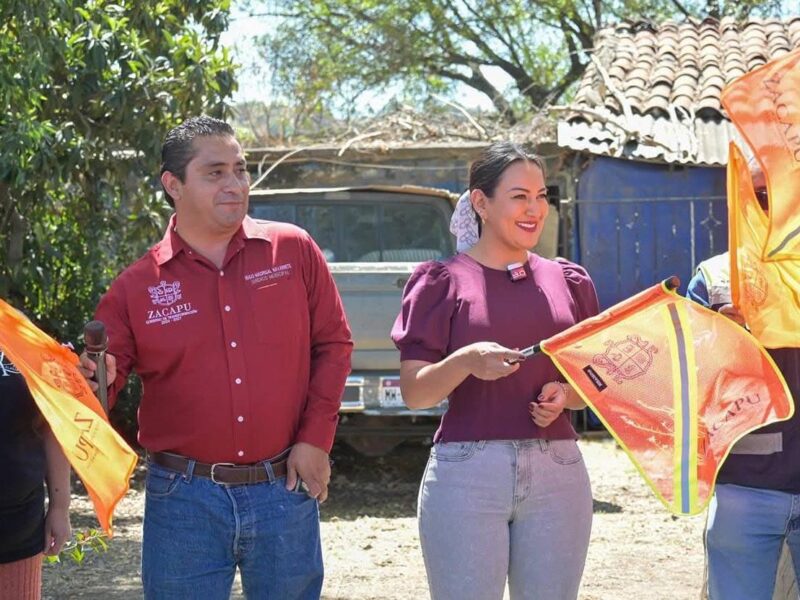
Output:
top-left (247, 279), bottom-right (307, 344)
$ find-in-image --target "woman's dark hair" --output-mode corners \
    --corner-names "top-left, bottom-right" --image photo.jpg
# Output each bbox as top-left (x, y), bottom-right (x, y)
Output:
top-left (160, 115), bottom-right (236, 207)
top-left (468, 142), bottom-right (546, 234)
top-left (469, 141), bottom-right (546, 197)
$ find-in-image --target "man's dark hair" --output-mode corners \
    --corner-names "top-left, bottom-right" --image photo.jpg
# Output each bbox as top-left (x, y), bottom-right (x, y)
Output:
top-left (160, 116), bottom-right (236, 207)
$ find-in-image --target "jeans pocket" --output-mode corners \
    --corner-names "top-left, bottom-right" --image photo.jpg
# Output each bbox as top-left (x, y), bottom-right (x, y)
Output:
top-left (547, 440), bottom-right (583, 465)
top-left (431, 441), bottom-right (478, 462)
top-left (145, 464), bottom-right (182, 498)
top-left (278, 476), bottom-right (317, 501)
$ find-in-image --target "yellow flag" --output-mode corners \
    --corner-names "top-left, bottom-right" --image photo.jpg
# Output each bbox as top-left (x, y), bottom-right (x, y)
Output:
top-left (0, 300), bottom-right (137, 535)
top-left (721, 47), bottom-right (800, 260)
top-left (540, 280), bottom-right (792, 516)
top-left (721, 47), bottom-right (800, 347)
top-left (727, 143), bottom-right (800, 347)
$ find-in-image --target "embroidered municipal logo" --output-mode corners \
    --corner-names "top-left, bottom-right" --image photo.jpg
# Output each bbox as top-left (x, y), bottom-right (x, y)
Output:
top-left (592, 335), bottom-right (658, 385)
top-left (244, 263), bottom-right (293, 287)
top-left (148, 280), bottom-right (182, 306)
top-left (145, 280), bottom-right (199, 326)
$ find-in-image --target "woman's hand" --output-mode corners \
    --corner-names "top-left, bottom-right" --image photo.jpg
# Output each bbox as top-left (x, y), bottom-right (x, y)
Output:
top-left (460, 342), bottom-right (525, 381)
top-left (530, 381), bottom-right (568, 428)
top-left (43, 505), bottom-right (71, 556)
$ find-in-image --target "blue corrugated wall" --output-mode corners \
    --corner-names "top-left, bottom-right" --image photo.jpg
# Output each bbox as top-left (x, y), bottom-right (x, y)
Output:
top-left (573, 156), bottom-right (729, 309)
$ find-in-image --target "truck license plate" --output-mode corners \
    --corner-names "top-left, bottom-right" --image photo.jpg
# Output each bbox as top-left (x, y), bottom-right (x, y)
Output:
top-left (379, 378), bottom-right (405, 408)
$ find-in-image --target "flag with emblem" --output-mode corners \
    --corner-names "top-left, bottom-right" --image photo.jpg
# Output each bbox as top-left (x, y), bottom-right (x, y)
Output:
top-left (0, 299), bottom-right (137, 535)
top-left (727, 143), bottom-right (800, 347)
top-left (537, 279), bottom-right (792, 516)
top-left (721, 46), bottom-right (800, 347)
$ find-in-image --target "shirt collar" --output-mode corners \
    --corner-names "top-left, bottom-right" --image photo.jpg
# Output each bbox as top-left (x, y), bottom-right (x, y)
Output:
top-left (151, 215), bottom-right (271, 266)
top-left (241, 215), bottom-right (271, 242)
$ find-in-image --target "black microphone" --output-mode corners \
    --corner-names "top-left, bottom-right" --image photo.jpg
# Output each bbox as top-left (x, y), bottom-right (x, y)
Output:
top-left (84, 320), bottom-right (109, 414)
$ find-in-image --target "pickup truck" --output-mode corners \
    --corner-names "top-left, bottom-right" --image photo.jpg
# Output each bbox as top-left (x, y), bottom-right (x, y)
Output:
top-left (249, 185), bottom-right (458, 455)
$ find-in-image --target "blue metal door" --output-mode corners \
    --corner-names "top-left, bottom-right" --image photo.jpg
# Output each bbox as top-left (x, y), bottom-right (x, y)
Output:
top-left (571, 156), bottom-right (729, 309)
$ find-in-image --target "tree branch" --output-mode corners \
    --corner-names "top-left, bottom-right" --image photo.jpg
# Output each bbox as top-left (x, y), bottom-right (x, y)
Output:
top-left (669, 0), bottom-right (694, 19)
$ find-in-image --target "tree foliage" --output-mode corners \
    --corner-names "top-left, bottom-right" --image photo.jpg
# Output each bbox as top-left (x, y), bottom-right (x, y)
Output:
top-left (0, 0), bottom-right (236, 343)
top-left (255, 0), bottom-right (786, 124)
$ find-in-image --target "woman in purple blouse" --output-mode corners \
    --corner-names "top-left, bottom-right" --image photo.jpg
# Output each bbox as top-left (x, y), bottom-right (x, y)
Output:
top-left (391, 142), bottom-right (599, 600)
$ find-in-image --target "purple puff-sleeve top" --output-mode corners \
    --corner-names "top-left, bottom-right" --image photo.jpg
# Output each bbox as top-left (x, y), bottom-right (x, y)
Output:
top-left (391, 252), bottom-right (599, 443)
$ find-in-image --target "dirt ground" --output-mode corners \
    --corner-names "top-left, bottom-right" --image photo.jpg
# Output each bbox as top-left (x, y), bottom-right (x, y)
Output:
top-left (42, 437), bottom-right (707, 599)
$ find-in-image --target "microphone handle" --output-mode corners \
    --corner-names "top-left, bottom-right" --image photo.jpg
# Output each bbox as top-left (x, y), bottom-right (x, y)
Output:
top-left (87, 349), bottom-right (108, 414)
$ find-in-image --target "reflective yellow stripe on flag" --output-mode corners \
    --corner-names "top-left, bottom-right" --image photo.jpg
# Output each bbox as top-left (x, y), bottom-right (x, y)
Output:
top-left (540, 281), bottom-right (792, 516)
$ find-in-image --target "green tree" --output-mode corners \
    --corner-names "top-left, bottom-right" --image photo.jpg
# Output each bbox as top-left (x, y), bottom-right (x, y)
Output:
top-left (253, 0), bottom-right (785, 124)
top-left (0, 0), bottom-right (236, 343)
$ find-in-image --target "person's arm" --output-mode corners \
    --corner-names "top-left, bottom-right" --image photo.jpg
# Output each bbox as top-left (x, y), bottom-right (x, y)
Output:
top-left (528, 259), bottom-right (597, 427)
top-left (287, 233), bottom-right (353, 502)
top-left (686, 269), bottom-right (746, 325)
top-left (399, 342), bottom-right (524, 410)
top-left (686, 270), bottom-right (712, 308)
top-left (294, 232), bottom-right (353, 452)
top-left (43, 429), bottom-right (71, 556)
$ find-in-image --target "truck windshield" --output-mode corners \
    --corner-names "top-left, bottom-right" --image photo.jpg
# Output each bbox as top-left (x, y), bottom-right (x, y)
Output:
top-left (250, 200), bottom-right (454, 262)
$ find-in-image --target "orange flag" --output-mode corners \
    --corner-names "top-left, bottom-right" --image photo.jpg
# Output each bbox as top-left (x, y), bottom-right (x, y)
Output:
top-left (727, 143), bottom-right (800, 347)
top-left (0, 300), bottom-right (137, 535)
top-left (721, 46), bottom-right (800, 260)
top-left (539, 280), bottom-right (792, 515)
top-left (721, 47), bottom-right (800, 347)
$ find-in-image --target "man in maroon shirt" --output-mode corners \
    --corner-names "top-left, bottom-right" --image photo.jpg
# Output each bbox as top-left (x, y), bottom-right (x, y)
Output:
top-left (81, 116), bottom-right (352, 599)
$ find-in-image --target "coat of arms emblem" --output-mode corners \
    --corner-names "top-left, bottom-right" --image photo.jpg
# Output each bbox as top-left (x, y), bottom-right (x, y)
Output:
top-left (741, 252), bottom-right (768, 308)
top-left (41, 355), bottom-right (86, 397)
top-left (592, 335), bottom-right (658, 385)
top-left (148, 280), bottom-right (182, 306)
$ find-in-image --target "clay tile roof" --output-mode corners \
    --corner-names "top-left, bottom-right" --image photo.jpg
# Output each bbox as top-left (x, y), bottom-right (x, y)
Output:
top-left (567, 17), bottom-right (800, 121)
top-left (558, 17), bottom-right (800, 165)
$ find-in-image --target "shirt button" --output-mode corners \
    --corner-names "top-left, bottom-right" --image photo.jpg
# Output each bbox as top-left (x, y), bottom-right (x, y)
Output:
top-left (238, 450), bottom-right (244, 457)
top-left (224, 305), bottom-right (231, 312)
top-left (237, 416), bottom-right (244, 423)
top-left (230, 341), bottom-right (237, 348)
top-left (235, 377), bottom-right (242, 384)
top-left (219, 270), bottom-right (224, 276)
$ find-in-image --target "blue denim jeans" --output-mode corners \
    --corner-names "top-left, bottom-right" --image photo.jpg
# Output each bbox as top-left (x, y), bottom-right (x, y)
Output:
top-left (706, 483), bottom-right (800, 600)
top-left (141, 460), bottom-right (323, 600)
top-left (417, 439), bottom-right (593, 600)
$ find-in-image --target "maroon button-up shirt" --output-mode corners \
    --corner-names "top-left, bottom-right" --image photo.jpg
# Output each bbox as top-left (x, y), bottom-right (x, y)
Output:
top-left (96, 215), bottom-right (352, 463)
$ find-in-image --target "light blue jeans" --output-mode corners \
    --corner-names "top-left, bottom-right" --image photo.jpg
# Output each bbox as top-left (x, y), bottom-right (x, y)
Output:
top-left (417, 439), bottom-right (593, 600)
top-left (706, 483), bottom-right (800, 600)
top-left (141, 461), bottom-right (323, 599)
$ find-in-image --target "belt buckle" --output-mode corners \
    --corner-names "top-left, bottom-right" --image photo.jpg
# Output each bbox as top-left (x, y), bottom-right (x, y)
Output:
top-left (210, 462), bottom-right (237, 484)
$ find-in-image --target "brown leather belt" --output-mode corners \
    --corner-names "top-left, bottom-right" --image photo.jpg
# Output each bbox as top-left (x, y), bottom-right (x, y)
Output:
top-left (149, 451), bottom-right (288, 485)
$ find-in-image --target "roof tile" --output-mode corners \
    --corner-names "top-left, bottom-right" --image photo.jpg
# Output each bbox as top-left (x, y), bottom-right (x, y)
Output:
top-left (559, 17), bottom-right (800, 164)
top-left (568, 17), bottom-right (800, 121)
